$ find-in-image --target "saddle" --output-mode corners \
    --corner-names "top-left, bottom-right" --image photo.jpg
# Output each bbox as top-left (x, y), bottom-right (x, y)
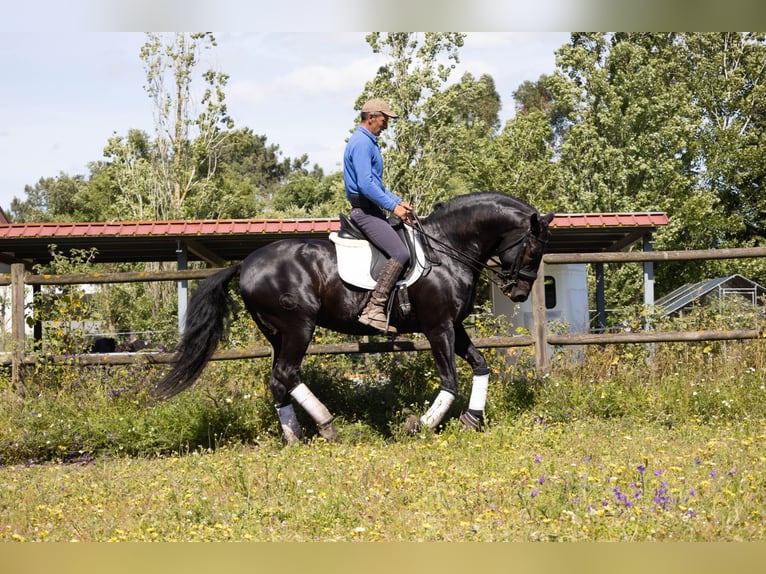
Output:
top-left (329, 213), bottom-right (426, 291)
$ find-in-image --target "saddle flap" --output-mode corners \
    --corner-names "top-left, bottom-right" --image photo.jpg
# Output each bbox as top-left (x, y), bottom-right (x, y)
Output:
top-left (330, 219), bottom-right (426, 290)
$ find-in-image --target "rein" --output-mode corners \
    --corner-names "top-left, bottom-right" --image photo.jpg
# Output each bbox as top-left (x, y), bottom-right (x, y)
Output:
top-left (405, 214), bottom-right (536, 291)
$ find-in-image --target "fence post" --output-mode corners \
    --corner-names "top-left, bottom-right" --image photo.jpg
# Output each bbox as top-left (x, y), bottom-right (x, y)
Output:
top-left (11, 263), bottom-right (26, 394)
top-left (532, 261), bottom-right (548, 373)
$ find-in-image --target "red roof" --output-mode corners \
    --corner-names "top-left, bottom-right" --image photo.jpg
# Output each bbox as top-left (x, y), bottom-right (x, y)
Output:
top-left (0, 218), bottom-right (340, 240)
top-left (0, 213), bottom-right (668, 239)
top-left (0, 213), bottom-right (668, 265)
top-left (551, 213), bottom-right (669, 228)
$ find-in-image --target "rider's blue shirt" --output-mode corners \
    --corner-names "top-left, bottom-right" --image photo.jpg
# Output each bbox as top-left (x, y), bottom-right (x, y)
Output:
top-left (343, 126), bottom-right (401, 212)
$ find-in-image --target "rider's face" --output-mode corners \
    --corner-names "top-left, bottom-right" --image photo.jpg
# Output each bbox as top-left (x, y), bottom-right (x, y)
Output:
top-left (368, 113), bottom-right (389, 136)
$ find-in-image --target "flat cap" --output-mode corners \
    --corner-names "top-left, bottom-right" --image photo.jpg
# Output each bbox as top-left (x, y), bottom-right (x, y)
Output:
top-left (361, 98), bottom-right (399, 118)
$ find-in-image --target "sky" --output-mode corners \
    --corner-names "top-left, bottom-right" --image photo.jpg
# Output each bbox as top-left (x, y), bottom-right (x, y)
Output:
top-left (0, 32), bottom-right (571, 214)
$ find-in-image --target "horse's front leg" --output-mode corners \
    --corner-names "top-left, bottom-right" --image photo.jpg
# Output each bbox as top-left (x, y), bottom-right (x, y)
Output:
top-left (454, 323), bottom-right (490, 431)
top-left (406, 326), bottom-right (458, 433)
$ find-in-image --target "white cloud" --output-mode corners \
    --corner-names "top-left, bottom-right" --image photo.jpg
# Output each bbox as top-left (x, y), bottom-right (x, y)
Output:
top-left (229, 55), bottom-right (385, 106)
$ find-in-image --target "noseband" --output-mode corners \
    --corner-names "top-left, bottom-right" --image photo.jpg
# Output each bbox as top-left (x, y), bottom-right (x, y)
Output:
top-left (496, 231), bottom-right (546, 292)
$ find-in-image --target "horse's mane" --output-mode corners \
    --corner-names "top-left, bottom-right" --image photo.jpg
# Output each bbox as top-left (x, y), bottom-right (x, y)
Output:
top-left (425, 191), bottom-right (537, 225)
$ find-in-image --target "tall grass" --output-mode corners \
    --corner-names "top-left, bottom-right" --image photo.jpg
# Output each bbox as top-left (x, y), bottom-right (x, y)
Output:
top-left (1, 301), bottom-right (764, 540)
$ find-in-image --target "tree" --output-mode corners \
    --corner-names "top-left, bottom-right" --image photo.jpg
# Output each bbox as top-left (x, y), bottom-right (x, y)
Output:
top-left (140, 32), bottom-right (233, 219)
top-left (185, 127), bottom-right (296, 219)
top-left (101, 129), bottom-right (160, 220)
top-left (358, 32), bottom-right (471, 209)
top-left (10, 174), bottom-right (87, 223)
top-left (683, 33), bottom-right (766, 243)
top-left (546, 33), bottom-right (766, 309)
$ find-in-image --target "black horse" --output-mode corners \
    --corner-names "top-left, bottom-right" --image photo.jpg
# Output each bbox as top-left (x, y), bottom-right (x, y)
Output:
top-left (152, 192), bottom-right (554, 444)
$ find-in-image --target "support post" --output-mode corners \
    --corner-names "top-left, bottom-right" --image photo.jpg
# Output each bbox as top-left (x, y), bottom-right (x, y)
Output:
top-left (11, 263), bottom-right (26, 394)
top-left (532, 261), bottom-right (548, 373)
top-left (32, 283), bottom-right (42, 350)
top-left (643, 234), bottom-right (655, 330)
top-left (595, 262), bottom-right (606, 333)
top-left (177, 241), bottom-right (188, 334)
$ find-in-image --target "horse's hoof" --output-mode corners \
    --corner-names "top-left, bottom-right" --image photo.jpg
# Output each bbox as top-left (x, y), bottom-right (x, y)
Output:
top-left (283, 434), bottom-right (303, 446)
top-left (318, 420), bottom-right (339, 442)
top-left (459, 411), bottom-right (484, 432)
top-left (405, 415), bottom-right (422, 435)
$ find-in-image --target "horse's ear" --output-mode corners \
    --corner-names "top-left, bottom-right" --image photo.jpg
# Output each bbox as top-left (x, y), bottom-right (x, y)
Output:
top-left (531, 211), bottom-right (555, 233)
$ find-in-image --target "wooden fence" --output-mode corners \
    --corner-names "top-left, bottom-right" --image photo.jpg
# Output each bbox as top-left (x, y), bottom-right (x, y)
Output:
top-left (2, 246), bottom-right (766, 391)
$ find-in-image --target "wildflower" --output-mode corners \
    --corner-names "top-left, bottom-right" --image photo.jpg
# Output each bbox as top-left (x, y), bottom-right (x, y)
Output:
top-left (710, 470), bottom-right (717, 478)
top-left (653, 469), bottom-right (662, 476)
top-left (538, 477), bottom-right (546, 484)
top-left (534, 455), bottom-right (541, 463)
top-left (637, 465), bottom-right (646, 474)
top-left (531, 490), bottom-right (538, 498)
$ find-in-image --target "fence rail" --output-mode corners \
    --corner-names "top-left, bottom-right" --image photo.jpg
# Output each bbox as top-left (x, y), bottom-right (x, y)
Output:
top-left (2, 246), bottom-right (765, 390)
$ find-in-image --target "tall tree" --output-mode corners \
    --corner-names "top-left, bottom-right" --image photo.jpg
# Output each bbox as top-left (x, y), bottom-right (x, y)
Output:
top-left (548, 32), bottom-right (766, 306)
top-left (102, 129), bottom-right (159, 220)
top-left (359, 32), bottom-right (469, 209)
top-left (140, 32), bottom-right (233, 219)
top-left (684, 33), bottom-right (766, 242)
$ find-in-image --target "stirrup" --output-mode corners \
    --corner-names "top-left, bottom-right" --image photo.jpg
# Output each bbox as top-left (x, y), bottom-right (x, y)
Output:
top-left (359, 312), bottom-right (398, 334)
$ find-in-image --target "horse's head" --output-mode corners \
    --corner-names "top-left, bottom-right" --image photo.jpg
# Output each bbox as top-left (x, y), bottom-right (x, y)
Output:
top-left (497, 210), bottom-right (554, 302)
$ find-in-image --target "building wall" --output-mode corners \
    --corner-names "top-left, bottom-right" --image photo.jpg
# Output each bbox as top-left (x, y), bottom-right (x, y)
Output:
top-left (492, 263), bottom-right (589, 335)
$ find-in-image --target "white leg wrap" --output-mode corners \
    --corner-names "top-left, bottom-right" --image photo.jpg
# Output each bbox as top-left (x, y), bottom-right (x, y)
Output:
top-left (290, 383), bottom-right (333, 427)
top-left (468, 373), bottom-right (490, 412)
top-left (420, 390), bottom-right (455, 429)
top-left (276, 404), bottom-right (302, 444)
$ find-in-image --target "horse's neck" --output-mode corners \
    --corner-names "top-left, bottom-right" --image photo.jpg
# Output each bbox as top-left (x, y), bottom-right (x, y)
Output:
top-left (428, 207), bottom-right (522, 260)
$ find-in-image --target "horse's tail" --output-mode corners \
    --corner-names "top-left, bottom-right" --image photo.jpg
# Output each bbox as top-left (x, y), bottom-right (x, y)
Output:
top-left (151, 265), bottom-right (241, 400)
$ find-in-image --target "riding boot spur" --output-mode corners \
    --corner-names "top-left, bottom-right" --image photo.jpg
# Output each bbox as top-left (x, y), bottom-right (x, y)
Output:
top-left (358, 259), bottom-right (404, 334)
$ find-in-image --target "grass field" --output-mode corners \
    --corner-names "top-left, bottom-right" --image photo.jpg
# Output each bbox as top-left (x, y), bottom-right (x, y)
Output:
top-left (1, 297), bottom-right (765, 543)
top-left (1, 416), bottom-right (764, 542)
top-left (1, 335), bottom-right (765, 542)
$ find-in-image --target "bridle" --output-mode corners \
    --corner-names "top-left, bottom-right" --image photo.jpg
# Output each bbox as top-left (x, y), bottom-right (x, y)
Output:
top-left (406, 214), bottom-right (547, 293)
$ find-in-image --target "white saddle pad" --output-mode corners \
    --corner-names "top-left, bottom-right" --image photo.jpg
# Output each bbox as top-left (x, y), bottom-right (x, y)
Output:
top-left (329, 226), bottom-right (426, 290)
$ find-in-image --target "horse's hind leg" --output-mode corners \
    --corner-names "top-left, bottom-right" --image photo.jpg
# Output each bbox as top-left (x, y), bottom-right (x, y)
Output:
top-left (454, 323), bottom-right (490, 431)
top-left (262, 322), bottom-right (338, 444)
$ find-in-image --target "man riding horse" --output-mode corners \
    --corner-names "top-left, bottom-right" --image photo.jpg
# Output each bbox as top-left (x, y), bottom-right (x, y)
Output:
top-left (343, 98), bottom-right (414, 334)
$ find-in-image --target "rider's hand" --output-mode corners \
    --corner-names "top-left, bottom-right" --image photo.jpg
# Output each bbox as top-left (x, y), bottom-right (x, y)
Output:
top-left (394, 201), bottom-right (414, 222)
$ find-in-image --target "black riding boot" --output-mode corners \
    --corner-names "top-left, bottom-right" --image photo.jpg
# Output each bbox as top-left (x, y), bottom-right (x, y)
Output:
top-left (358, 259), bottom-right (404, 334)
